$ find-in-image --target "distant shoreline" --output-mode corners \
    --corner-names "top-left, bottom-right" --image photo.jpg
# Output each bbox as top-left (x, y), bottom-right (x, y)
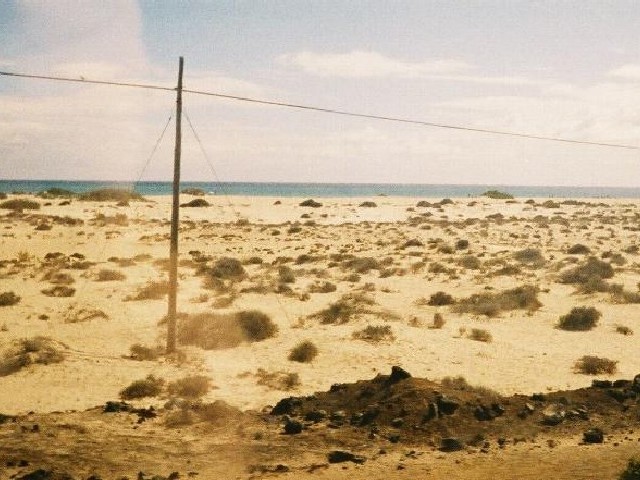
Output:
top-left (1, 179), bottom-right (640, 199)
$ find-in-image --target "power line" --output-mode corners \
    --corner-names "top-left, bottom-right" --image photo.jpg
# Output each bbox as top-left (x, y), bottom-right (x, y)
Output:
top-left (1, 69), bottom-right (638, 150)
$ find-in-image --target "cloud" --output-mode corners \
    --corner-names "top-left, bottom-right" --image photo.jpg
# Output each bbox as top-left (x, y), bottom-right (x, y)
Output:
top-left (608, 64), bottom-right (640, 80)
top-left (278, 50), bottom-right (471, 78)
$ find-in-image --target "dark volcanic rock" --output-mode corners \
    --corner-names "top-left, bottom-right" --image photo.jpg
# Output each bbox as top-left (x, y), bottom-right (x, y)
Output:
top-left (440, 437), bottom-right (465, 452)
top-left (327, 450), bottom-right (365, 464)
top-left (436, 395), bottom-right (460, 415)
top-left (592, 380), bottom-right (613, 388)
top-left (583, 428), bottom-right (604, 443)
top-left (284, 419), bottom-right (303, 435)
top-left (271, 397), bottom-right (302, 415)
top-left (387, 366), bottom-right (411, 384)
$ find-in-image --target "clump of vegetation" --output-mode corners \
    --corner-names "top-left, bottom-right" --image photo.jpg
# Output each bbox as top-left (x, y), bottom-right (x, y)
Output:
top-left (513, 248), bottom-right (545, 267)
top-left (0, 337), bottom-right (65, 376)
top-left (459, 254), bottom-right (481, 270)
top-left (178, 310), bottom-right (277, 349)
top-left (38, 187), bottom-right (77, 199)
top-left (119, 375), bottom-right (165, 399)
top-left (559, 257), bottom-right (614, 289)
top-left (440, 376), bottom-right (500, 398)
top-left (299, 199), bottom-right (322, 208)
top-left (308, 281), bottom-right (337, 293)
top-left (482, 190), bottom-right (514, 200)
top-left (567, 243), bottom-right (590, 255)
top-left (41, 286), bottom-right (75, 298)
top-left (610, 284), bottom-right (640, 304)
top-left (288, 340), bottom-right (319, 363)
top-left (0, 291), bottom-right (20, 307)
top-left (181, 187), bottom-right (205, 196)
top-left (208, 257), bottom-right (246, 280)
top-left (0, 199), bottom-right (40, 210)
top-left (180, 198), bottom-right (210, 207)
top-left (278, 265), bottom-right (295, 283)
top-left (453, 285), bottom-right (541, 317)
top-left (0, 192), bottom-right (6, 200)
top-left (167, 375), bottom-right (211, 398)
top-left (352, 324), bottom-right (395, 342)
top-left (431, 312), bottom-right (445, 329)
top-left (129, 343), bottom-right (160, 361)
top-left (255, 368), bottom-right (300, 390)
top-left (428, 291), bottom-right (455, 306)
top-left (573, 355), bottom-right (617, 375)
top-left (125, 280), bottom-right (169, 301)
top-left (468, 328), bottom-right (492, 343)
top-left (557, 306), bottom-right (601, 331)
top-left (615, 325), bottom-right (634, 336)
top-left (455, 239), bottom-right (469, 250)
top-left (343, 256), bottom-right (379, 274)
top-left (95, 269), bottom-right (126, 281)
top-left (428, 262), bottom-right (454, 275)
top-left (402, 238), bottom-right (424, 249)
top-left (79, 188), bottom-right (144, 202)
top-left (619, 458), bottom-right (640, 480)
top-left (313, 293), bottom-right (374, 324)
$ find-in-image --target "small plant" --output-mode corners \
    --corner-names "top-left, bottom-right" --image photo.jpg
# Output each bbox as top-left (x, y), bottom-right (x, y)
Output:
top-left (619, 458), bottom-right (640, 480)
top-left (209, 257), bottom-right (245, 280)
top-left (95, 269), bottom-right (126, 281)
top-left (79, 188), bottom-right (144, 202)
top-left (440, 375), bottom-right (500, 397)
top-left (0, 199), bottom-right (40, 210)
top-left (0, 337), bottom-right (65, 376)
top-left (119, 375), bottom-right (165, 399)
top-left (181, 187), bottom-right (205, 196)
top-left (288, 340), bottom-right (319, 363)
top-left (431, 312), bottom-right (445, 329)
top-left (513, 248), bottom-right (545, 266)
top-left (567, 243), bottom-right (590, 255)
top-left (428, 291), bottom-right (455, 306)
top-left (299, 199), bottom-right (322, 208)
top-left (459, 255), bottom-right (481, 270)
top-left (615, 325), bottom-right (634, 336)
top-left (482, 190), bottom-right (514, 200)
top-left (255, 368), bottom-right (300, 390)
top-left (129, 343), bottom-right (160, 361)
top-left (352, 325), bottom-right (395, 342)
top-left (180, 198), bottom-right (210, 207)
top-left (557, 306), bottom-right (601, 331)
top-left (41, 286), bottom-right (75, 298)
top-left (455, 239), bottom-right (469, 250)
top-left (573, 355), bottom-right (617, 375)
top-left (167, 375), bottom-right (211, 398)
top-left (125, 281), bottom-right (169, 301)
top-left (343, 256), bottom-right (379, 274)
top-left (308, 281), bottom-right (337, 293)
top-left (278, 265), bottom-right (296, 283)
top-left (559, 257), bottom-right (614, 285)
top-left (453, 285), bottom-right (541, 317)
top-left (0, 291), bottom-right (20, 307)
top-left (237, 310), bottom-right (278, 341)
top-left (468, 328), bottom-right (492, 343)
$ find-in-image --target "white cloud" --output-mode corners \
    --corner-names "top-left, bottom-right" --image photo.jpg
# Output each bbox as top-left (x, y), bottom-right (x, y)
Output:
top-left (278, 50), bottom-right (471, 78)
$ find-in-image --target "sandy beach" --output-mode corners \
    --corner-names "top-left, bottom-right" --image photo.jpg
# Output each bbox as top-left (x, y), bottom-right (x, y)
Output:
top-left (0, 191), bottom-right (639, 478)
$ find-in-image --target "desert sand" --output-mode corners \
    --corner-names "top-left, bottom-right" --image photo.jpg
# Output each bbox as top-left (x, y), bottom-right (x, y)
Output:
top-left (0, 191), bottom-right (639, 479)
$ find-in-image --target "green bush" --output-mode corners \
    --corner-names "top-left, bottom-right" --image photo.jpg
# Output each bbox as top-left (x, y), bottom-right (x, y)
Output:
top-left (209, 257), bottom-right (245, 280)
top-left (557, 306), bottom-right (601, 331)
top-left (453, 285), bottom-right (541, 317)
top-left (288, 340), bottom-right (319, 363)
top-left (428, 291), bottom-right (455, 306)
top-left (119, 375), bottom-right (165, 399)
top-left (237, 310), bottom-right (278, 341)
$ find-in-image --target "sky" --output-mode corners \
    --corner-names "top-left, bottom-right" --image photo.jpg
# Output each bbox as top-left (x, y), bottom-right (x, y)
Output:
top-left (2, 0), bottom-right (640, 186)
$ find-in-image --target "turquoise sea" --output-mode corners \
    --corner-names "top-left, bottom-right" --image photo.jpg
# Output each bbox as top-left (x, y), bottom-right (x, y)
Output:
top-left (1, 179), bottom-right (639, 199)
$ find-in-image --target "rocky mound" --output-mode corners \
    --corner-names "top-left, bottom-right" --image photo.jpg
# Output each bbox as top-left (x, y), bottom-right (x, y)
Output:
top-left (270, 366), bottom-right (640, 450)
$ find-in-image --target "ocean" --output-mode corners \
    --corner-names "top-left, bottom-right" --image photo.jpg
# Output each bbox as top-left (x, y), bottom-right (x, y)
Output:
top-left (1, 179), bottom-right (639, 199)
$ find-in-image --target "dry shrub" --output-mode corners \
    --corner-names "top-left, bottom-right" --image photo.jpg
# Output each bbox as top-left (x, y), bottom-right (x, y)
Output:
top-left (178, 310), bottom-right (277, 349)
top-left (0, 199), bottom-right (40, 210)
top-left (167, 375), bottom-right (211, 398)
top-left (208, 257), bottom-right (245, 280)
top-left (308, 281), bottom-right (337, 293)
top-left (493, 264), bottom-right (522, 276)
top-left (610, 284), bottom-right (640, 304)
top-left (619, 458), bottom-right (640, 480)
top-left (455, 239), bottom-right (469, 250)
top-left (343, 256), bottom-right (379, 274)
top-left (0, 337), bottom-right (65, 376)
top-left (440, 376), bottom-right (500, 398)
top-left (92, 213), bottom-right (128, 226)
top-left (0, 291), bottom-right (20, 307)
top-left (119, 375), bottom-right (165, 399)
top-left (79, 188), bottom-right (144, 202)
top-left (299, 199), bottom-right (322, 208)
top-left (64, 307), bottom-right (108, 324)
top-left (559, 257), bottom-right (614, 287)
top-left (181, 187), bottom-right (205, 196)
top-left (41, 286), bottom-right (75, 298)
top-left (352, 324), bottom-right (395, 342)
top-left (573, 355), bottom-right (617, 375)
top-left (42, 270), bottom-right (75, 285)
top-left (125, 280), bottom-right (169, 301)
top-left (95, 269), bottom-right (126, 281)
top-left (288, 340), bottom-right (319, 363)
top-left (129, 343), bottom-right (160, 361)
top-left (615, 325), bottom-right (634, 336)
top-left (431, 312), bottom-right (445, 329)
top-left (567, 243), bottom-right (590, 255)
top-left (428, 262), bottom-right (454, 274)
top-left (313, 292), bottom-right (375, 324)
top-left (255, 368), bottom-right (300, 390)
top-left (459, 254), bottom-right (481, 270)
top-left (428, 291), bottom-right (455, 306)
top-left (483, 190), bottom-right (513, 200)
top-left (468, 328), bottom-right (492, 342)
top-left (278, 265), bottom-right (295, 283)
top-left (513, 248), bottom-right (545, 267)
top-left (557, 306), bottom-right (601, 331)
top-left (453, 285), bottom-right (541, 317)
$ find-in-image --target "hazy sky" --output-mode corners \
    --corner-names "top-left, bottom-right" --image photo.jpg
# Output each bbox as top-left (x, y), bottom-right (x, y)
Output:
top-left (2, 1), bottom-right (640, 186)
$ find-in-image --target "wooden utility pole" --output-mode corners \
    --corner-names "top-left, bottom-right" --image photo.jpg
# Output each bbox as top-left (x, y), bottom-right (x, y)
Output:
top-left (167, 56), bottom-right (183, 353)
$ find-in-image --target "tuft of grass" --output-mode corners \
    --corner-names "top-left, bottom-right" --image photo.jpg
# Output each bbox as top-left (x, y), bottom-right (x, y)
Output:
top-left (129, 343), bottom-right (160, 361)
top-left (453, 285), bottom-right (541, 317)
top-left (428, 291), bottom-right (455, 306)
top-left (459, 254), bottom-right (481, 270)
top-left (359, 201), bottom-right (377, 207)
top-left (167, 375), bottom-right (211, 398)
top-left (79, 188), bottom-right (144, 202)
top-left (178, 311), bottom-right (277, 349)
top-left (95, 269), bottom-right (126, 282)
top-left (0, 199), bottom-right (40, 210)
top-left (557, 306), bottom-right (601, 331)
top-left (567, 243), bottom-right (590, 255)
top-left (573, 355), bottom-right (617, 375)
top-left (308, 281), bottom-right (337, 293)
top-left (255, 368), bottom-right (300, 390)
top-left (313, 293), bottom-right (374, 324)
top-left (343, 256), bottom-right (379, 274)
top-left (468, 328), bottom-right (492, 343)
top-left (38, 188), bottom-right (77, 199)
top-left (352, 324), bottom-right (395, 342)
top-left (119, 375), bottom-right (165, 399)
top-left (431, 312), bottom-right (445, 329)
top-left (513, 248), bottom-right (545, 266)
top-left (288, 340), bottom-right (319, 363)
top-left (125, 280), bottom-right (169, 301)
top-left (0, 291), bottom-right (20, 307)
top-left (278, 265), bottom-right (296, 283)
top-left (440, 376), bottom-right (500, 398)
top-left (209, 257), bottom-right (245, 280)
top-left (41, 286), bottom-right (75, 298)
top-left (0, 337), bottom-right (65, 376)
top-left (610, 284), bottom-right (640, 304)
